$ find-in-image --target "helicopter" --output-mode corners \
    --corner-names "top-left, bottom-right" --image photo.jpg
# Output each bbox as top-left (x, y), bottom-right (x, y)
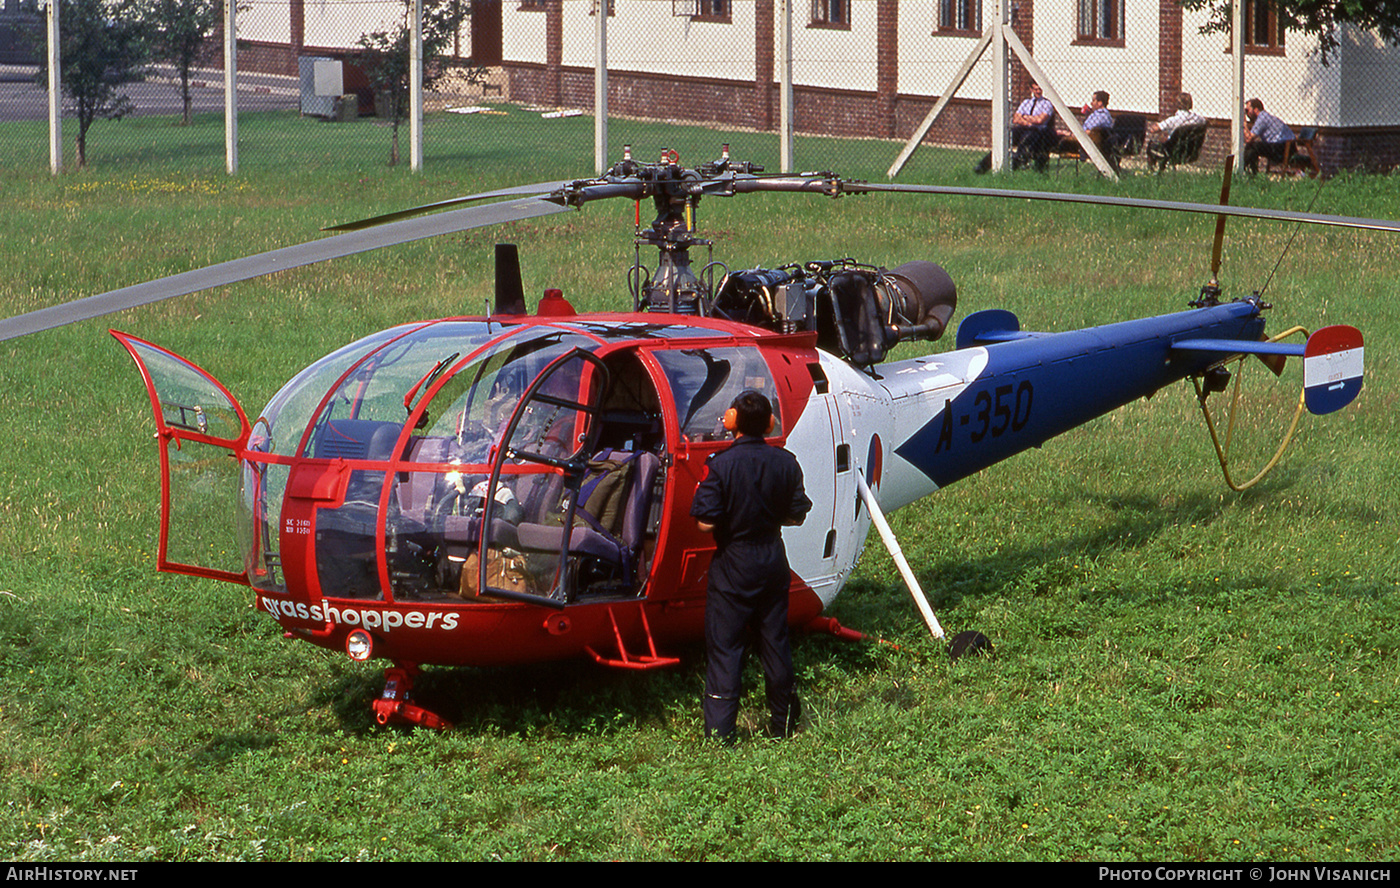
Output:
top-left (0, 147), bottom-right (1389, 730)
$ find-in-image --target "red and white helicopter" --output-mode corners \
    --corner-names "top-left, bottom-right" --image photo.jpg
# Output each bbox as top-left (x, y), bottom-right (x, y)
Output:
top-left (1, 148), bottom-right (1388, 729)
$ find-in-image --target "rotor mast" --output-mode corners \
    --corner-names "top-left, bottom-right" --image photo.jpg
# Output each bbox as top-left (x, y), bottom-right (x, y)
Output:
top-left (635, 148), bottom-right (710, 314)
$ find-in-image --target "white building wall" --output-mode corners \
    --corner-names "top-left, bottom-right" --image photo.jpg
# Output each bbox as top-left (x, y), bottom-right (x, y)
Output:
top-left (1179, 6), bottom-right (1343, 127)
top-left (503, 2), bottom-right (550, 64)
top-left (1338, 25), bottom-right (1400, 126)
top-left (896, 7), bottom-right (998, 99)
top-left (240, 0), bottom-right (290, 43)
top-left (557, 0), bottom-right (757, 79)
top-left (1029, 1), bottom-right (1159, 114)
top-left (303, 0), bottom-right (403, 48)
top-left (789, 1), bottom-right (880, 92)
top-left (247, 0), bottom-right (1398, 131)
top-left (895, 1), bottom-right (1164, 113)
top-left (238, 0), bottom-right (450, 54)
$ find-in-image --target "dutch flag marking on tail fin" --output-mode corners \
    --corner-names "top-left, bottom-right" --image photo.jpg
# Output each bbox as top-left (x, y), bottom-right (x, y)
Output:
top-left (1303, 325), bottom-right (1364, 415)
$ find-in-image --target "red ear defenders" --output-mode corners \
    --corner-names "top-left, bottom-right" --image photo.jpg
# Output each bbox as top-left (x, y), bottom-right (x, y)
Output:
top-left (722, 407), bottom-right (776, 435)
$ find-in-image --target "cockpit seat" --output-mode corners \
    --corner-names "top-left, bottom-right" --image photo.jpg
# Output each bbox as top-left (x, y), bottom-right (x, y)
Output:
top-left (397, 435), bottom-right (465, 515)
top-left (514, 448), bottom-right (661, 597)
top-left (589, 449), bottom-right (661, 554)
top-left (314, 419), bottom-right (402, 461)
top-left (311, 418), bottom-right (405, 599)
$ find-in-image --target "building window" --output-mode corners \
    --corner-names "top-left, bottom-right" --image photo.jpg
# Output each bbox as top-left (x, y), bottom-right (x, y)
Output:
top-left (1075, 0), bottom-right (1123, 44)
top-left (937, 0), bottom-right (981, 35)
top-left (1245, 0), bottom-right (1285, 52)
top-left (810, 0), bottom-right (849, 29)
top-left (517, 1), bottom-right (547, 10)
top-left (674, 0), bottom-right (730, 20)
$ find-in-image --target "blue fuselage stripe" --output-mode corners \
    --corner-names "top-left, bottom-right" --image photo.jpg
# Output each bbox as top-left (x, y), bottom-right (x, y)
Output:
top-left (895, 303), bottom-right (1265, 488)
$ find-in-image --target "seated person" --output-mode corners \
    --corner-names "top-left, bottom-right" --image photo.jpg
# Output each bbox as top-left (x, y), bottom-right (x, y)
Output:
top-left (1242, 97), bottom-right (1295, 174)
top-left (1058, 91), bottom-right (1115, 167)
top-left (1081, 90), bottom-right (1114, 135)
top-left (1146, 93), bottom-right (1207, 168)
top-left (976, 81), bottom-right (1055, 173)
top-left (1146, 92), bottom-right (1205, 152)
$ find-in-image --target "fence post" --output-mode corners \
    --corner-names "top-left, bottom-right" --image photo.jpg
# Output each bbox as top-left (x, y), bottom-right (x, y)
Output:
top-left (990, 0), bottom-right (1008, 171)
top-left (46, 0), bottom-right (61, 174)
top-left (595, 0), bottom-right (607, 174)
top-left (410, 0), bottom-right (424, 171)
top-left (224, 0), bottom-right (238, 175)
top-left (1231, 0), bottom-right (1244, 169)
top-left (779, 0), bottom-right (792, 172)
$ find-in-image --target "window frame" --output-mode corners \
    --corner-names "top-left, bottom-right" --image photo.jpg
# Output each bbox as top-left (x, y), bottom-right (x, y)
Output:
top-left (1073, 0), bottom-right (1125, 47)
top-left (1244, 0), bottom-right (1286, 55)
top-left (689, 0), bottom-right (732, 22)
top-left (935, 0), bottom-right (982, 37)
top-left (808, 0), bottom-right (851, 31)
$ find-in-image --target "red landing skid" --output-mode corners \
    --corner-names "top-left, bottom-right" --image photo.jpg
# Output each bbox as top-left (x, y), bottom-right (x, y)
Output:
top-left (372, 664), bottom-right (452, 730)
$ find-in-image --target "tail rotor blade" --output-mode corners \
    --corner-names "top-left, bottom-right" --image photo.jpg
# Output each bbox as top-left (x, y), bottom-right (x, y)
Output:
top-left (1211, 156), bottom-right (1234, 281)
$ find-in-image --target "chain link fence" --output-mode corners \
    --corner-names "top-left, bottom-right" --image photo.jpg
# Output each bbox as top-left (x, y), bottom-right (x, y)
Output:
top-left (1, 0), bottom-right (1396, 180)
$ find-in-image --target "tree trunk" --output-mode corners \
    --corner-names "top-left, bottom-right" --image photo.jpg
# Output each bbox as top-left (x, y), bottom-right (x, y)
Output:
top-left (75, 123), bottom-right (89, 169)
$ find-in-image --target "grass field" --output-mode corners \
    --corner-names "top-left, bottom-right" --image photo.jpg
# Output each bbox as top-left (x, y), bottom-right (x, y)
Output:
top-left (1, 110), bottom-right (1399, 862)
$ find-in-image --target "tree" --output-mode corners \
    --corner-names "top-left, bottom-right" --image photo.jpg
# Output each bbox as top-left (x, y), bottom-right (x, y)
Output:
top-left (1182, 1), bottom-right (1400, 62)
top-left (44, 0), bottom-right (149, 168)
top-left (353, 0), bottom-right (481, 166)
top-left (142, 0), bottom-right (222, 126)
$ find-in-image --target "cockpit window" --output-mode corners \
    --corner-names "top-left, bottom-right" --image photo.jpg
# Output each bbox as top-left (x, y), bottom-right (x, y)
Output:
top-left (413, 334), bottom-right (577, 465)
top-left (257, 325), bottom-right (416, 458)
top-left (305, 323), bottom-right (492, 456)
top-left (651, 346), bottom-right (780, 441)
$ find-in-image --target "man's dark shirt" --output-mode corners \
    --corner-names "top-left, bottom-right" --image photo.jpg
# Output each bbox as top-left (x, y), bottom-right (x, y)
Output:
top-left (690, 435), bottom-right (811, 598)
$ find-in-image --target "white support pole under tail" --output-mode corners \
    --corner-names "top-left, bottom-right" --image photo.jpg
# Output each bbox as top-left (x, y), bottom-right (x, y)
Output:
top-left (854, 469), bottom-right (944, 642)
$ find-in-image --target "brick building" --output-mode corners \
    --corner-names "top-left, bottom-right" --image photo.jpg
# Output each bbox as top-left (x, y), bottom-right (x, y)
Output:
top-left (235, 0), bottom-right (1400, 173)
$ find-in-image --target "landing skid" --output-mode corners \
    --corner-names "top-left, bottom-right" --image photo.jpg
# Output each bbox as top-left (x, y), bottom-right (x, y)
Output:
top-left (372, 663), bottom-right (453, 730)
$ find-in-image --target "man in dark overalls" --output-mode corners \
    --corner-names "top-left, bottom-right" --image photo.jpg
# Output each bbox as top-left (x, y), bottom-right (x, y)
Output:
top-left (691, 390), bottom-right (812, 743)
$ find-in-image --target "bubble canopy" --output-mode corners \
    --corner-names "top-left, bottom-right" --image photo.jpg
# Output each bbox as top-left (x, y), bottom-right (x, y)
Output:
top-left (236, 320), bottom-right (609, 604)
top-left (117, 316), bottom-right (785, 615)
top-left (231, 317), bottom-right (779, 609)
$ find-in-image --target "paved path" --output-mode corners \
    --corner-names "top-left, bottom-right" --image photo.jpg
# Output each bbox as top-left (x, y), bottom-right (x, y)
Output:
top-left (0, 65), bottom-right (299, 122)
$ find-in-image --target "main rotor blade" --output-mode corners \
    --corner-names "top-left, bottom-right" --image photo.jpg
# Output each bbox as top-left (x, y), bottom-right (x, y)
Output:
top-left (767, 178), bottom-right (1400, 234)
top-left (0, 197), bottom-right (572, 343)
top-left (324, 180), bottom-right (571, 232)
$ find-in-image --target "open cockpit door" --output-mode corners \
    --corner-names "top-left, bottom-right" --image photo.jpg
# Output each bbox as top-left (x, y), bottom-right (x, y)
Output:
top-left (479, 348), bottom-right (610, 608)
top-left (111, 331), bottom-right (251, 584)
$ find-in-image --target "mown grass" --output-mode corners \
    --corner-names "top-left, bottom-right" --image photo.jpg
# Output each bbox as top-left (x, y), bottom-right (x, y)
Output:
top-left (1, 109), bottom-right (1398, 861)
